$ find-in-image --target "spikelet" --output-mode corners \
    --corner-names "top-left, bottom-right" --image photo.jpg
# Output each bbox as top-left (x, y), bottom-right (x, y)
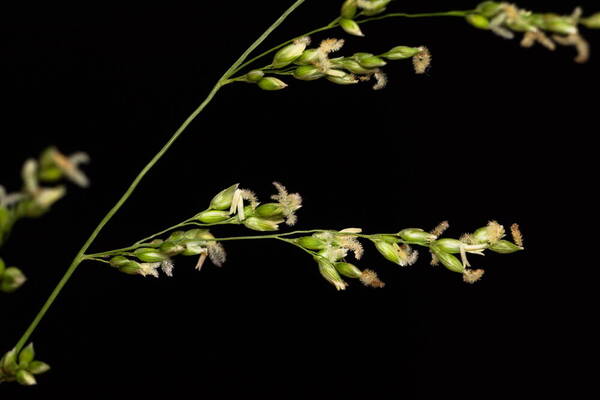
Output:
top-left (413, 46), bottom-right (431, 74)
top-left (359, 269), bottom-right (385, 288)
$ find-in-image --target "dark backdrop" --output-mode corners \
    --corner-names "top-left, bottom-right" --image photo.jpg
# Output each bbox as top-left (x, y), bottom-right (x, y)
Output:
top-left (0, 1), bottom-right (596, 397)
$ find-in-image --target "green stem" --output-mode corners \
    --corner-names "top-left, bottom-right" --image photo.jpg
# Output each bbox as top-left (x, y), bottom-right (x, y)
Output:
top-left (355, 10), bottom-right (473, 24)
top-left (13, 0), bottom-right (308, 354)
top-left (84, 229), bottom-right (411, 260)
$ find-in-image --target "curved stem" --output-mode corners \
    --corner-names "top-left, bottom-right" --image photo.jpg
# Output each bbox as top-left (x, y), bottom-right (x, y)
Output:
top-left (355, 10), bottom-right (473, 24)
top-left (13, 0), bottom-right (308, 353)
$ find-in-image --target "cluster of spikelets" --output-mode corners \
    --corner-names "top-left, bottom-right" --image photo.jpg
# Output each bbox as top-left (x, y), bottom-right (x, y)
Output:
top-left (0, 147), bottom-right (90, 292)
top-left (241, 36), bottom-right (431, 91)
top-left (0, 146), bottom-right (89, 237)
top-left (466, 1), bottom-right (600, 63)
top-left (292, 220), bottom-right (524, 290)
top-left (107, 182), bottom-right (302, 278)
top-left (0, 344), bottom-right (50, 385)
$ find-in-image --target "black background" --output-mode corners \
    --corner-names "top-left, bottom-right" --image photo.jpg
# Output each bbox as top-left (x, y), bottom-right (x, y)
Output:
top-left (0, 1), bottom-right (596, 397)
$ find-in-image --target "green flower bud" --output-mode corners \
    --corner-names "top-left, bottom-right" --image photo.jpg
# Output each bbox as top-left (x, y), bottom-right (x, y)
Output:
top-left (196, 210), bottom-right (231, 224)
top-left (159, 241), bottom-right (185, 256)
top-left (488, 240), bottom-right (523, 254)
top-left (28, 360), bottom-right (51, 375)
top-left (182, 240), bottom-right (206, 256)
top-left (168, 230), bottom-right (186, 242)
top-left (255, 203), bottom-right (284, 218)
top-left (358, 56), bottom-right (386, 68)
top-left (0, 267), bottom-right (26, 293)
top-left (360, 0), bottom-right (390, 16)
top-left (1, 349), bottom-right (18, 375)
top-left (431, 247), bottom-right (464, 273)
top-left (541, 14), bottom-right (578, 35)
top-left (245, 70), bottom-right (264, 82)
top-left (272, 38), bottom-right (310, 68)
top-left (195, 230), bottom-right (216, 241)
top-left (374, 240), bottom-right (402, 265)
top-left (466, 14), bottom-right (490, 30)
top-left (293, 65), bottom-right (326, 81)
top-left (209, 184), bottom-right (239, 210)
top-left (398, 228), bottom-right (436, 245)
top-left (38, 147), bottom-right (63, 182)
top-left (243, 217), bottom-right (281, 231)
top-left (341, 0), bottom-right (358, 19)
top-left (340, 18), bottom-right (364, 37)
top-left (18, 343), bottom-right (35, 367)
top-left (315, 257), bottom-right (347, 290)
top-left (506, 18), bottom-right (535, 33)
top-left (295, 49), bottom-right (320, 65)
top-left (134, 248), bottom-right (167, 263)
top-left (16, 369), bottom-right (37, 386)
top-left (334, 262), bottom-right (363, 279)
top-left (432, 238), bottom-right (465, 254)
top-left (184, 229), bottom-right (206, 240)
top-left (382, 46), bottom-right (421, 60)
top-left (326, 73), bottom-right (359, 85)
top-left (295, 236), bottom-right (328, 250)
top-left (109, 256), bottom-right (129, 267)
top-left (331, 58), bottom-right (373, 74)
top-left (257, 77), bottom-right (288, 91)
top-left (475, 1), bottom-right (503, 18)
top-left (119, 261), bottom-right (142, 275)
top-left (582, 13), bottom-right (600, 29)
top-left (0, 257), bottom-right (5, 278)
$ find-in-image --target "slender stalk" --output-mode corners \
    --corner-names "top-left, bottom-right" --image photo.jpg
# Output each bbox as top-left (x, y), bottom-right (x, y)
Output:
top-left (84, 229), bottom-right (410, 260)
top-left (13, 0), bottom-right (308, 353)
top-left (356, 10), bottom-right (473, 24)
